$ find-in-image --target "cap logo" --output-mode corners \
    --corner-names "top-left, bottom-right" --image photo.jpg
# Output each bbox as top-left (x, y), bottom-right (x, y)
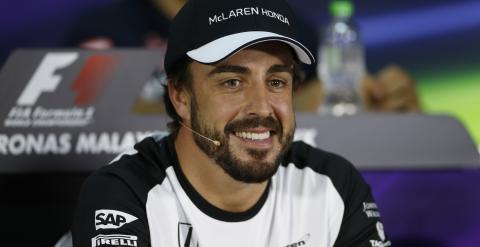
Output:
top-left (208, 7), bottom-right (290, 26)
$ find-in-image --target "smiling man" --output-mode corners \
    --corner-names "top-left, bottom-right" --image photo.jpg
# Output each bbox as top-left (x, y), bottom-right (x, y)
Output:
top-left (73, 0), bottom-right (390, 246)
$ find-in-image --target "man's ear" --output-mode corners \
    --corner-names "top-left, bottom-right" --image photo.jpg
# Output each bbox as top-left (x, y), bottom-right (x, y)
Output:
top-left (167, 79), bottom-right (191, 121)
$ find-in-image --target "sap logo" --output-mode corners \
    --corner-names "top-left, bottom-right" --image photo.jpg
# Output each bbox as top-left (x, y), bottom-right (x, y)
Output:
top-left (95, 209), bottom-right (138, 230)
top-left (17, 53), bottom-right (79, 106)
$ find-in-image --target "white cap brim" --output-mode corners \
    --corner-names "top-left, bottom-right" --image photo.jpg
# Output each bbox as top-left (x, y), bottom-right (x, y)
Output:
top-left (186, 31), bottom-right (314, 65)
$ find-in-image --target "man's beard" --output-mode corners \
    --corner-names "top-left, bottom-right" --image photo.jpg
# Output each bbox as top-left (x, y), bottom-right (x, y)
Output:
top-left (190, 98), bottom-right (294, 183)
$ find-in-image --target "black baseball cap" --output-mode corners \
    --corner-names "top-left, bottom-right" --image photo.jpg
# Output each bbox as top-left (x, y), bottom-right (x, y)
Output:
top-left (164, 0), bottom-right (315, 75)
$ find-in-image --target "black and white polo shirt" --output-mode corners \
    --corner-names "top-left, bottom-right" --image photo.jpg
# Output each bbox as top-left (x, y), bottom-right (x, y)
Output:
top-left (73, 135), bottom-right (390, 247)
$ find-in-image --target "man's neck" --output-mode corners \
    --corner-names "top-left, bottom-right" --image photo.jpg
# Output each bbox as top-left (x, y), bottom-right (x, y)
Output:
top-left (174, 129), bottom-right (268, 213)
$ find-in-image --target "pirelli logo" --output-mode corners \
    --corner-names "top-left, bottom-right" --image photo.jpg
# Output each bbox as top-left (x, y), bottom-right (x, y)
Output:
top-left (91, 234), bottom-right (138, 247)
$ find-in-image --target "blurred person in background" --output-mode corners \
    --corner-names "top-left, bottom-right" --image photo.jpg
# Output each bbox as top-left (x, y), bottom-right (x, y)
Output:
top-left (67, 0), bottom-right (420, 114)
top-left (67, 0), bottom-right (185, 50)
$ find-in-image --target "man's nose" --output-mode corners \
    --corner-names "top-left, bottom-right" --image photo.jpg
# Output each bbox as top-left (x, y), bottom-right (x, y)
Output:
top-left (244, 82), bottom-right (273, 117)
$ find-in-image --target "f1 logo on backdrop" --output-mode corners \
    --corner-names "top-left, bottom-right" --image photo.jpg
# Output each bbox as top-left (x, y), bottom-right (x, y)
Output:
top-left (17, 53), bottom-right (78, 106)
top-left (17, 52), bottom-right (118, 106)
top-left (4, 52), bottom-right (119, 128)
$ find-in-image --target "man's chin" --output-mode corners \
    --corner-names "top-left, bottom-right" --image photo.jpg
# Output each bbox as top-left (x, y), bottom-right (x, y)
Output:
top-left (214, 147), bottom-right (275, 179)
top-left (224, 161), bottom-right (280, 184)
top-left (232, 147), bottom-right (279, 163)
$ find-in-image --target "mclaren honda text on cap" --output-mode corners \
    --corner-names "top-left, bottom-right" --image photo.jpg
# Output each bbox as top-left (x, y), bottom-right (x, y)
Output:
top-left (164, 0), bottom-right (315, 75)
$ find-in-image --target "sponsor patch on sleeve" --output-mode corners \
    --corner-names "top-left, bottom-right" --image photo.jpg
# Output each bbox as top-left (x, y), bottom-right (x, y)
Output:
top-left (95, 209), bottom-right (138, 230)
top-left (369, 221), bottom-right (391, 247)
top-left (91, 234), bottom-right (138, 247)
top-left (362, 202), bottom-right (381, 218)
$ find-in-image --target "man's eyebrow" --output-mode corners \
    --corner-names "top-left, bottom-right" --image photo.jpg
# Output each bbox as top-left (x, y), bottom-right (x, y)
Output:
top-left (267, 64), bottom-right (294, 75)
top-left (208, 65), bottom-right (249, 77)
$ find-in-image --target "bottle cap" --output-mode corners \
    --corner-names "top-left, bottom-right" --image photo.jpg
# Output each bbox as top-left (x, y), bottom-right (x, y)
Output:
top-left (330, 0), bottom-right (354, 18)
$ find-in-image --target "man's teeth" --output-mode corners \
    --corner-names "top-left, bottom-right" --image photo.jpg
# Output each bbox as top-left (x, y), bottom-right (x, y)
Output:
top-left (235, 131), bottom-right (270, 140)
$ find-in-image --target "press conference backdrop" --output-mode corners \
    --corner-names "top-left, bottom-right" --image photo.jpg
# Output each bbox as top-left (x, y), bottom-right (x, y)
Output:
top-left (1, 49), bottom-right (479, 246)
top-left (1, 1), bottom-right (480, 246)
top-left (1, 49), bottom-right (478, 172)
top-left (1, 0), bottom-right (479, 147)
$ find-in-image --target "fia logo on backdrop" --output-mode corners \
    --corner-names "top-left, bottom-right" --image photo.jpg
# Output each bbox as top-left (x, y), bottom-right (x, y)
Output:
top-left (4, 52), bottom-right (118, 128)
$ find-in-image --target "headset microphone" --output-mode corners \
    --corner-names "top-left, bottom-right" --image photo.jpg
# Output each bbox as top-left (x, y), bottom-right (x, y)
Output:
top-left (180, 122), bottom-right (221, 147)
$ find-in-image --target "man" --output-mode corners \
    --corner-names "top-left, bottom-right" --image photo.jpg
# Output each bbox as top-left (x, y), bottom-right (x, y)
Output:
top-left (73, 0), bottom-right (391, 246)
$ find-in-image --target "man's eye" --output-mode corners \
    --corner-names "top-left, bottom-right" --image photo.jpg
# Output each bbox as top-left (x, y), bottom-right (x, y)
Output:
top-left (223, 79), bottom-right (241, 88)
top-left (269, 79), bottom-right (286, 88)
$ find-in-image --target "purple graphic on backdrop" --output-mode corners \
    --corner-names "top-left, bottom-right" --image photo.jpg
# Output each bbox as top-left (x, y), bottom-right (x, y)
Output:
top-left (364, 171), bottom-right (480, 247)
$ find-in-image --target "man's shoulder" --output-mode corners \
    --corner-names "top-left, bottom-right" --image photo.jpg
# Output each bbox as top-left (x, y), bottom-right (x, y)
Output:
top-left (284, 141), bottom-right (363, 196)
top-left (83, 135), bottom-right (172, 201)
top-left (286, 141), bottom-right (355, 174)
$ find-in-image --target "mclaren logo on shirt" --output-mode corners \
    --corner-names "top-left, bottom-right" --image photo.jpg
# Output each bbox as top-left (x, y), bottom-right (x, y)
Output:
top-left (178, 222), bottom-right (199, 247)
top-left (284, 233), bottom-right (310, 247)
top-left (95, 209), bottom-right (138, 230)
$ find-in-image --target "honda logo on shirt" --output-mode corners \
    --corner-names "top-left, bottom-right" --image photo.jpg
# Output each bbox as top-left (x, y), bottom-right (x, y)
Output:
top-left (95, 209), bottom-right (138, 230)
